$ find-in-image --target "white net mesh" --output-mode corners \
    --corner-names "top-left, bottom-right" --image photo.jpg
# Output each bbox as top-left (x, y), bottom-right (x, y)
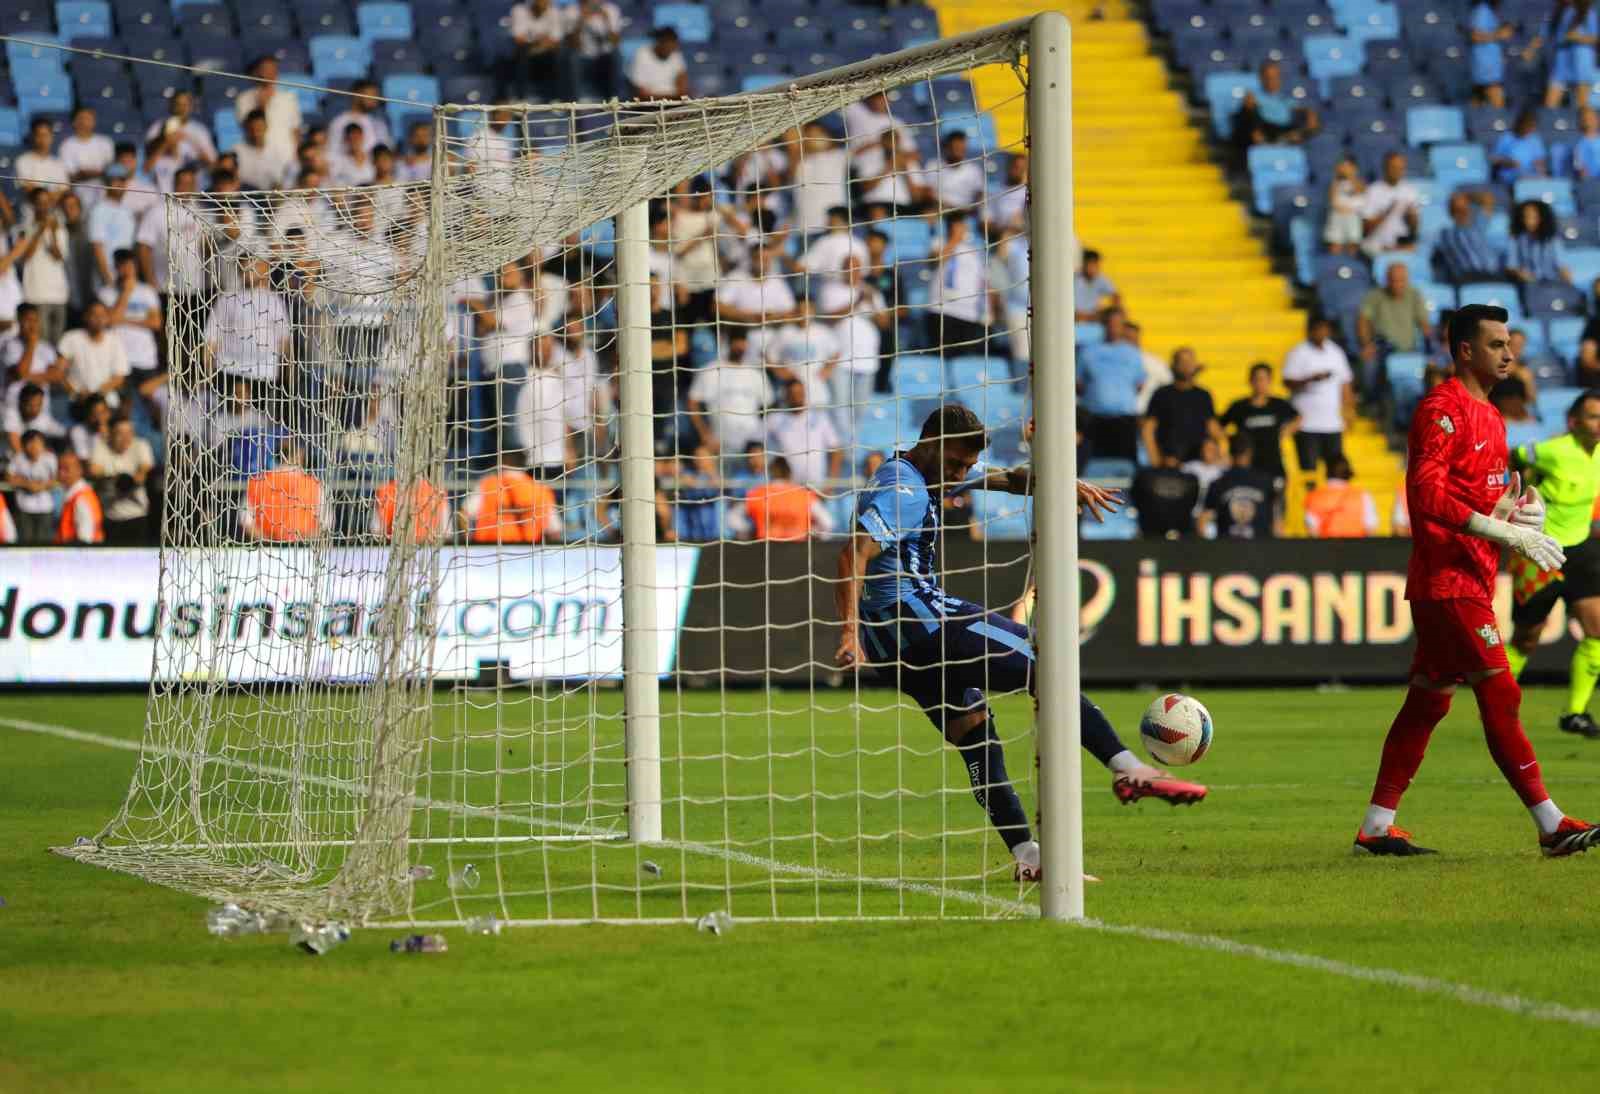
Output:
top-left (60, 21), bottom-right (1049, 925)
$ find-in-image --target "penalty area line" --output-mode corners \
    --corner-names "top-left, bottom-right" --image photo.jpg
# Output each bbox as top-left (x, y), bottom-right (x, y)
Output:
top-left (9, 714), bottom-right (1600, 1027)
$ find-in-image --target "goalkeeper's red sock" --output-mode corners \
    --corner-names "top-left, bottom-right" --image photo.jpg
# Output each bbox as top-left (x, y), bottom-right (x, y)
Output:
top-left (1472, 671), bottom-right (1559, 831)
top-left (1364, 685), bottom-right (1452, 834)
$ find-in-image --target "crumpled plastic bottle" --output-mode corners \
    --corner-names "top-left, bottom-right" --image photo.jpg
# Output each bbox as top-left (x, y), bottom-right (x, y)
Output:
top-left (390, 934), bottom-right (448, 954)
top-left (291, 922), bottom-right (351, 955)
top-left (206, 903), bottom-right (266, 938)
top-left (464, 915), bottom-right (503, 936)
top-left (448, 863), bottom-right (480, 891)
top-left (695, 910), bottom-right (733, 936)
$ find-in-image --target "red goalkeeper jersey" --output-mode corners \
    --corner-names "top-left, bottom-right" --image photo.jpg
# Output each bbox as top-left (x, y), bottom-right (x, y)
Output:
top-left (1405, 378), bottom-right (1511, 602)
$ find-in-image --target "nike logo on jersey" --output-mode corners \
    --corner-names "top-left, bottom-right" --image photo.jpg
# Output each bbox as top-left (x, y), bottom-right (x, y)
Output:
top-left (1520, 761), bottom-right (1538, 771)
top-left (1475, 441), bottom-right (1488, 450)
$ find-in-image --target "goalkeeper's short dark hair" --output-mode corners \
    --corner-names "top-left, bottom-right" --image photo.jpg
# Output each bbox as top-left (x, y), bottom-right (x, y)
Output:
top-left (919, 404), bottom-right (988, 452)
top-left (1447, 304), bottom-right (1509, 362)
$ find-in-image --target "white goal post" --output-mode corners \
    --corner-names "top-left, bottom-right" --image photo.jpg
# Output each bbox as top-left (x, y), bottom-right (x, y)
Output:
top-left (58, 13), bottom-right (1082, 926)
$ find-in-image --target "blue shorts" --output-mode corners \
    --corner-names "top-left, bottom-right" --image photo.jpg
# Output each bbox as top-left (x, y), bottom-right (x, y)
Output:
top-left (1553, 47), bottom-right (1596, 87)
top-left (866, 598), bottom-right (1035, 729)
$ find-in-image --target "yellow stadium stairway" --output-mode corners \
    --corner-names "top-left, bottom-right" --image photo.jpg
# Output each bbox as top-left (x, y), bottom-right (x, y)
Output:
top-left (932, 0), bottom-right (1405, 532)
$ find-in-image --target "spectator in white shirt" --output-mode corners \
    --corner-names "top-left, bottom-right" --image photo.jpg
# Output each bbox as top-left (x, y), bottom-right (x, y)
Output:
top-left (69, 392), bottom-right (111, 461)
top-left (234, 56), bottom-right (302, 167)
top-left (765, 300), bottom-right (843, 413)
top-left (792, 123), bottom-right (850, 236)
top-left (0, 190), bottom-right (21, 334)
top-left (2, 382), bottom-right (65, 453)
top-left (689, 328), bottom-right (773, 457)
top-left (87, 166), bottom-right (138, 290)
top-left (60, 107), bottom-right (116, 209)
top-left (854, 126), bottom-right (926, 213)
top-left (59, 302), bottom-right (130, 411)
top-left (16, 118), bottom-right (70, 196)
top-left (205, 259), bottom-right (293, 385)
top-left (513, 336), bottom-right (577, 477)
top-left (89, 415), bottom-right (154, 544)
top-left (816, 261), bottom-right (890, 409)
top-left (1281, 315), bottom-right (1355, 478)
top-left (928, 210), bottom-right (993, 351)
top-left (2, 305), bottom-right (65, 396)
top-left (235, 110), bottom-right (295, 191)
top-left (988, 151), bottom-right (1028, 233)
top-left (921, 130), bottom-right (986, 212)
top-left (144, 92), bottom-right (217, 167)
top-left (98, 250), bottom-right (162, 398)
top-left (715, 244), bottom-right (799, 327)
top-left (137, 163), bottom-right (207, 301)
top-left (764, 378), bottom-right (844, 487)
top-left (397, 122), bottom-right (432, 183)
top-left (16, 189), bottom-right (71, 343)
top-left (798, 206), bottom-right (868, 292)
top-left (508, 0), bottom-right (577, 101)
top-left (111, 143), bottom-right (159, 220)
top-left (329, 122), bottom-right (377, 188)
top-left (326, 83), bottom-right (392, 170)
top-left (1361, 151), bottom-right (1421, 258)
top-left (4, 429), bottom-right (59, 542)
top-left (472, 261), bottom-right (541, 377)
top-left (574, 0), bottom-right (623, 99)
top-left (628, 27), bottom-right (689, 100)
top-left (844, 93), bottom-right (910, 157)
top-left (555, 322), bottom-right (611, 454)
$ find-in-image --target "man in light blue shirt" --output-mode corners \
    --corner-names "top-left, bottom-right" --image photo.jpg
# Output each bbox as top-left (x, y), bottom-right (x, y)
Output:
top-left (1079, 308), bottom-right (1145, 461)
top-left (87, 166), bottom-right (137, 291)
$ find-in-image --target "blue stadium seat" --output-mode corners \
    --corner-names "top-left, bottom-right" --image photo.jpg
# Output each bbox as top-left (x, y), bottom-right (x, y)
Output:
top-left (1525, 281), bottom-right (1586, 318)
top-left (890, 355), bottom-right (945, 399)
top-left (1537, 386), bottom-right (1583, 424)
top-left (970, 490), bottom-right (1032, 541)
top-left (1338, 0), bottom-right (1400, 42)
top-left (356, 2), bottom-right (412, 41)
top-left (188, 39), bottom-right (244, 73)
top-left (1303, 35), bottom-right (1364, 84)
top-left (653, 2), bottom-right (711, 44)
top-left (15, 74), bottom-right (72, 125)
top-left (1467, 105), bottom-right (1514, 143)
top-left (1406, 105), bottom-right (1465, 147)
top-left (293, 0), bottom-right (355, 35)
top-left (56, 1), bottom-right (112, 41)
top-left (0, 111), bottom-right (20, 146)
top-left (1428, 143), bottom-right (1489, 189)
top-left (1383, 74), bottom-right (1438, 106)
top-left (1290, 215), bottom-right (1318, 284)
top-left (1515, 177), bottom-right (1577, 219)
top-left (853, 400), bottom-right (915, 455)
top-left (948, 356), bottom-right (1011, 394)
top-left (1564, 246), bottom-right (1600, 288)
top-left (1413, 280), bottom-right (1455, 323)
top-left (0, 4), bottom-right (53, 35)
top-left (121, 28), bottom-right (188, 65)
top-left (6, 36), bottom-right (64, 72)
top-left (274, 71), bottom-right (324, 114)
top-left (885, 218), bottom-right (931, 263)
top-left (310, 35), bottom-right (372, 81)
top-left (1080, 504), bottom-right (1137, 541)
top-left (1075, 321), bottom-right (1106, 347)
top-left (442, 75), bottom-right (495, 106)
top-left (1549, 317), bottom-right (1587, 359)
top-left (237, 0), bottom-right (296, 38)
top-left (1203, 70), bottom-right (1258, 135)
top-left (1458, 281), bottom-right (1525, 318)
top-left (1371, 250), bottom-right (1424, 286)
top-left (213, 107), bottom-right (241, 152)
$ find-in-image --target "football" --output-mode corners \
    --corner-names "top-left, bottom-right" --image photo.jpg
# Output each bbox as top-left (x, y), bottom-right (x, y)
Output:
top-left (1139, 694), bottom-right (1214, 766)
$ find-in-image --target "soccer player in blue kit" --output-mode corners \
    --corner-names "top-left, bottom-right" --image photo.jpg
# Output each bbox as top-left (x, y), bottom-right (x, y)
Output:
top-left (834, 405), bottom-right (1207, 881)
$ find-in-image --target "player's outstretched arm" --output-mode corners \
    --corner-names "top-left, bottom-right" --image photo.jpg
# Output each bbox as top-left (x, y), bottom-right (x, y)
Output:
top-left (834, 532), bottom-right (881, 669)
top-left (971, 466), bottom-right (1124, 521)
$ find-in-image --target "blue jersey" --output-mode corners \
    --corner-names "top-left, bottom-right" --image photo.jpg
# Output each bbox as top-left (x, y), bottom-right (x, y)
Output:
top-left (854, 455), bottom-right (970, 659)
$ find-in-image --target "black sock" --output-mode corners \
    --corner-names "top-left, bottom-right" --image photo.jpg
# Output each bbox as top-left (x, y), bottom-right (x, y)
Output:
top-left (1081, 695), bottom-right (1129, 768)
top-left (956, 717), bottom-right (1032, 851)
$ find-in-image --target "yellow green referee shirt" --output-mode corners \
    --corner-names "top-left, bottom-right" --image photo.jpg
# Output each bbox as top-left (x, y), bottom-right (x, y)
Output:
top-left (1512, 433), bottom-right (1600, 548)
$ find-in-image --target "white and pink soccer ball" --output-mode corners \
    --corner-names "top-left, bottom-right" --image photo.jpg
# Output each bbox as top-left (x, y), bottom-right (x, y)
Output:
top-left (1139, 693), bottom-right (1213, 767)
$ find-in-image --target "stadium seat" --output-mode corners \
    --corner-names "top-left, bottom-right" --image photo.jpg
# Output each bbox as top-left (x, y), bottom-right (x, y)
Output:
top-left (1290, 215), bottom-right (1317, 285)
top-left (274, 71), bottom-right (324, 114)
top-left (1514, 177), bottom-right (1577, 219)
top-left (1564, 246), bottom-right (1600, 289)
top-left (56, 1), bottom-right (112, 42)
top-left (1428, 143), bottom-right (1489, 189)
top-left (971, 491), bottom-right (1033, 541)
top-left (653, 2), bottom-right (711, 44)
top-left (853, 400), bottom-right (915, 455)
top-left (0, 3), bottom-right (52, 34)
top-left (1080, 505), bottom-right (1137, 541)
top-left (0, 111), bottom-right (20, 146)
top-left (293, 0), bottom-right (355, 35)
top-left (6, 36), bottom-right (64, 71)
top-left (15, 74), bottom-right (72, 125)
top-left (1371, 251), bottom-right (1423, 286)
top-left (1405, 105), bottom-right (1465, 147)
top-left (885, 218), bottom-right (932, 263)
top-left (310, 35), bottom-right (372, 82)
top-left (381, 73), bottom-right (438, 113)
top-left (213, 107), bottom-right (241, 152)
top-left (890, 355), bottom-right (945, 399)
top-left (1203, 70), bottom-right (1258, 135)
top-left (1458, 282), bottom-right (1525, 317)
top-left (1338, 0), bottom-right (1399, 42)
top-left (442, 75), bottom-right (494, 107)
top-left (356, 2), bottom-right (412, 42)
top-left (1413, 280), bottom-right (1456, 323)
top-left (948, 356), bottom-right (1012, 394)
top-left (1525, 281), bottom-right (1586, 318)
top-left (1549, 316), bottom-right (1587, 359)
top-left (1537, 386), bottom-right (1583, 424)
top-left (1303, 35), bottom-right (1363, 85)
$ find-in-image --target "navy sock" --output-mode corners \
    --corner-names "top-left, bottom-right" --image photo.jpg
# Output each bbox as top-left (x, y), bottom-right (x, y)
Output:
top-left (956, 717), bottom-right (1032, 851)
top-left (1081, 695), bottom-right (1128, 768)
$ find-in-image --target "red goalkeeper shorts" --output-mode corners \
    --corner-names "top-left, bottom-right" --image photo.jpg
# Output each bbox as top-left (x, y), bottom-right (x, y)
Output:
top-left (1408, 598), bottom-right (1510, 684)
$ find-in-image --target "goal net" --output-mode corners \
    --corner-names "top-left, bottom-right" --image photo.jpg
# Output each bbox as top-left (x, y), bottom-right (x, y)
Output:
top-left (60, 15), bottom-right (1082, 925)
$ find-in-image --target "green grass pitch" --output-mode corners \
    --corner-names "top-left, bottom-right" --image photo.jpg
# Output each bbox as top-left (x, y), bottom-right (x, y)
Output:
top-left (4, 685), bottom-right (1600, 1092)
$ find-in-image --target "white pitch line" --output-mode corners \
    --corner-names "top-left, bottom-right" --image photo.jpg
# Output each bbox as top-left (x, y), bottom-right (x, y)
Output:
top-left (7, 714), bottom-right (1600, 1029)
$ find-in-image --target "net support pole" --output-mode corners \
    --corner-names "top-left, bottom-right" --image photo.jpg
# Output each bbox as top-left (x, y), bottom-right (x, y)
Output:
top-left (1028, 11), bottom-right (1084, 921)
top-left (615, 200), bottom-right (663, 844)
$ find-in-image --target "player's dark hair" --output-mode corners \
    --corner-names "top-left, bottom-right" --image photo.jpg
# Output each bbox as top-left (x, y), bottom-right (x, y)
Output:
top-left (1082, 249), bottom-right (1101, 264)
top-left (1249, 361), bottom-right (1272, 378)
top-left (1448, 304), bottom-right (1510, 362)
top-left (920, 404), bottom-right (988, 453)
top-left (1229, 433), bottom-right (1253, 459)
top-left (1569, 390), bottom-right (1600, 420)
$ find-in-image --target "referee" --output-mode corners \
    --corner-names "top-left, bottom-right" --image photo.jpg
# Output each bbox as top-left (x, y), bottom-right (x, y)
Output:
top-left (1507, 389), bottom-right (1600, 739)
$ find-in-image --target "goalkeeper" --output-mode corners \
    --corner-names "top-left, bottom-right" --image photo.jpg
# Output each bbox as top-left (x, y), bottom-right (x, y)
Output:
top-left (834, 405), bottom-right (1206, 883)
top-left (1506, 390), bottom-right (1600, 740)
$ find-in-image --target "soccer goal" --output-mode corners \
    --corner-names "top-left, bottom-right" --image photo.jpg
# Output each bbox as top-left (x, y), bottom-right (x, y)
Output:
top-left (59, 13), bottom-right (1084, 926)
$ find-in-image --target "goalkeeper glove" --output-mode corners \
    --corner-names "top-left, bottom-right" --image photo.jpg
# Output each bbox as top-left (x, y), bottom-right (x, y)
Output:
top-left (1467, 512), bottom-right (1566, 572)
top-left (1509, 484), bottom-right (1546, 531)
